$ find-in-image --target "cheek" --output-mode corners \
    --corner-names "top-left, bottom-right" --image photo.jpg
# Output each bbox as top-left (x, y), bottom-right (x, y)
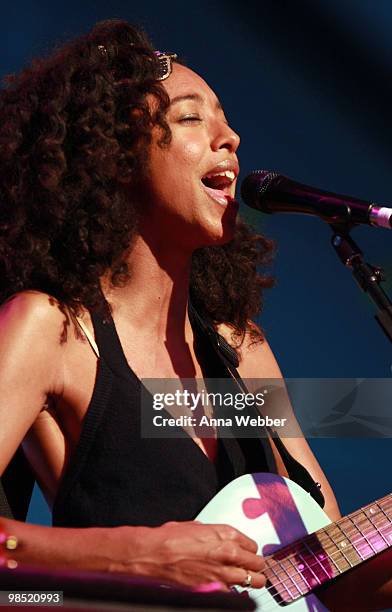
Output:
top-left (182, 140), bottom-right (204, 164)
top-left (165, 141), bottom-right (203, 194)
top-left (160, 141), bottom-right (203, 190)
top-left (146, 135), bottom-right (205, 204)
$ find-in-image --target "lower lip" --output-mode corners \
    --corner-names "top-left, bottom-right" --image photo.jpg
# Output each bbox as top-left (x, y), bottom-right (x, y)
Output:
top-left (201, 184), bottom-right (236, 207)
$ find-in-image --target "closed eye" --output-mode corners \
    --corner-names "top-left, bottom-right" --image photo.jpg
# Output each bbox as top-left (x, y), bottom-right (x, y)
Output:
top-left (179, 116), bottom-right (202, 123)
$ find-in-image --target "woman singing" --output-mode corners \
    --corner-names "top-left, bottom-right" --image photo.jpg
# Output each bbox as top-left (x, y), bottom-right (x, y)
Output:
top-left (0, 19), bottom-right (391, 609)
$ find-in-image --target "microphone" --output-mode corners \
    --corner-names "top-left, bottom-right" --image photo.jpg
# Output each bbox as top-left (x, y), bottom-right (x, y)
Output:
top-left (241, 170), bottom-right (392, 230)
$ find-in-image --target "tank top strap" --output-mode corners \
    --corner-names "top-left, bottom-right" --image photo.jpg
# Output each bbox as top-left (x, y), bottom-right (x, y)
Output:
top-left (89, 308), bottom-right (140, 383)
top-left (75, 316), bottom-right (100, 358)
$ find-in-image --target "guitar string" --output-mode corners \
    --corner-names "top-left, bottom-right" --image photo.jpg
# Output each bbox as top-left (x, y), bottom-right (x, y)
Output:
top-left (261, 514), bottom-right (388, 584)
top-left (257, 512), bottom-right (392, 598)
top-left (247, 518), bottom-right (392, 612)
top-left (246, 514), bottom-right (391, 612)
top-left (242, 506), bottom-right (392, 608)
top-left (258, 496), bottom-right (392, 577)
top-left (257, 523), bottom-right (384, 595)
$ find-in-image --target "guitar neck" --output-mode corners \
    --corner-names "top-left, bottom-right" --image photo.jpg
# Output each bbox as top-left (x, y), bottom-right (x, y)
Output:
top-left (263, 492), bottom-right (392, 604)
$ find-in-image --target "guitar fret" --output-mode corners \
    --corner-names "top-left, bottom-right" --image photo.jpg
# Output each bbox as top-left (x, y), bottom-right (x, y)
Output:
top-left (376, 498), bottom-right (392, 520)
top-left (266, 561), bottom-right (299, 599)
top-left (302, 536), bottom-right (339, 579)
top-left (317, 528), bottom-right (352, 572)
top-left (295, 549), bottom-right (322, 589)
top-left (356, 511), bottom-right (380, 539)
top-left (334, 523), bottom-right (362, 567)
top-left (287, 555), bottom-right (313, 592)
top-left (372, 512), bottom-right (392, 541)
top-left (378, 499), bottom-right (392, 540)
top-left (281, 537), bottom-right (335, 591)
top-left (339, 505), bottom-right (387, 559)
top-left (358, 509), bottom-right (389, 553)
top-left (345, 510), bottom-right (387, 558)
top-left (285, 534), bottom-right (336, 587)
top-left (339, 517), bottom-right (366, 561)
top-left (302, 539), bottom-right (333, 581)
top-left (379, 496), bottom-right (392, 518)
top-left (272, 573), bottom-right (300, 602)
top-left (301, 555), bottom-right (324, 586)
top-left (278, 556), bottom-right (308, 595)
top-left (366, 509), bottom-right (390, 548)
top-left (264, 559), bottom-right (297, 603)
top-left (376, 502), bottom-right (392, 545)
top-left (266, 544), bottom-right (313, 602)
top-left (373, 501), bottom-right (392, 525)
top-left (279, 577), bottom-right (301, 601)
top-left (282, 541), bottom-right (330, 591)
top-left (311, 550), bottom-right (342, 576)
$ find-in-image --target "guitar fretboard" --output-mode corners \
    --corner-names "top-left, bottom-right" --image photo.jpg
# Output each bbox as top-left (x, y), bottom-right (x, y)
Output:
top-left (263, 492), bottom-right (392, 604)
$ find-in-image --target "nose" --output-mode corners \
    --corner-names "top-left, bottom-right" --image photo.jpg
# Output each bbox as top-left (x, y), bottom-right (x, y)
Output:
top-left (211, 121), bottom-right (240, 153)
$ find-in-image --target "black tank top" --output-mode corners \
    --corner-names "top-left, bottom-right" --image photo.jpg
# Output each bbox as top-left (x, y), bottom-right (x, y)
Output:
top-left (52, 305), bottom-right (274, 528)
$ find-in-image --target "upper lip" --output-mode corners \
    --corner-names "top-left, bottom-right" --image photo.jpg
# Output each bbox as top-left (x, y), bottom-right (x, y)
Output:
top-left (201, 159), bottom-right (240, 179)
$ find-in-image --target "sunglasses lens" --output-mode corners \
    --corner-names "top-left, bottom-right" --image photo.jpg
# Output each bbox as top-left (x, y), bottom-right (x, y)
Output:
top-left (157, 56), bottom-right (171, 81)
top-left (154, 52), bottom-right (177, 81)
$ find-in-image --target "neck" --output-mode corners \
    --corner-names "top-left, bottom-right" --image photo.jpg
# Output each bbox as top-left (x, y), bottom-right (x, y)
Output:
top-left (102, 231), bottom-right (194, 344)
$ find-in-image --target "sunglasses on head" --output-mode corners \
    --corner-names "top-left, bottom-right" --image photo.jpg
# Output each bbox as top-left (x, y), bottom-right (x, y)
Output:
top-left (97, 45), bottom-right (177, 81)
top-left (154, 51), bottom-right (178, 81)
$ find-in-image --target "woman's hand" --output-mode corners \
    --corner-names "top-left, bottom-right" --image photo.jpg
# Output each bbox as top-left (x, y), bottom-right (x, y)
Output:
top-left (113, 521), bottom-right (266, 591)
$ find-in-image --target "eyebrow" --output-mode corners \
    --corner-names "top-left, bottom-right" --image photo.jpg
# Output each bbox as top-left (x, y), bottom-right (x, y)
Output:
top-left (169, 93), bottom-right (223, 111)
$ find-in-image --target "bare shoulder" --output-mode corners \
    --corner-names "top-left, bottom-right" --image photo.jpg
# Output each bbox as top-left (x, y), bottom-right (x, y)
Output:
top-left (1, 290), bottom-right (69, 335)
top-left (0, 291), bottom-right (71, 389)
top-left (2, 289), bottom-right (63, 314)
top-left (216, 320), bottom-right (282, 379)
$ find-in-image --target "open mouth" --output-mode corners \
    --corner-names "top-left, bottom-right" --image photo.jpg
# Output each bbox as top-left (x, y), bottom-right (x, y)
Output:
top-left (201, 170), bottom-right (236, 206)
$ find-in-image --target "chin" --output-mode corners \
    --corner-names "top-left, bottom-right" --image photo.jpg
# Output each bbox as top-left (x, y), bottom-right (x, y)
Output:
top-left (196, 217), bottom-right (238, 249)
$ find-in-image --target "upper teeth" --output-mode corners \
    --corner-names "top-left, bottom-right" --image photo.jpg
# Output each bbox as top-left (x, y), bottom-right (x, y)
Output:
top-left (204, 170), bottom-right (235, 181)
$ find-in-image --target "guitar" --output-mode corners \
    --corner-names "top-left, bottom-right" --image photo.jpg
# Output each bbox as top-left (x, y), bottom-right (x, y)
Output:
top-left (196, 472), bottom-right (392, 611)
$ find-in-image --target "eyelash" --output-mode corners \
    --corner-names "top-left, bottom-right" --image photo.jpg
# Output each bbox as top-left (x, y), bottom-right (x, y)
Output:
top-left (178, 116), bottom-right (230, 127)
top-left (179, 116), bottom-right (202, 123)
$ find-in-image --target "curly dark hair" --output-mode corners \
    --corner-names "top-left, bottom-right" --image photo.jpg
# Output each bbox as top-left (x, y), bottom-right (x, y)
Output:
top-left (0, 19), bottom-right (274, 345)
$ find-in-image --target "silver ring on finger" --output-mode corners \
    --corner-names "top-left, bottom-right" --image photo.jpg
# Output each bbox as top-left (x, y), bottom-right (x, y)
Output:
top-left (243, 572), bottom-right (252, 588)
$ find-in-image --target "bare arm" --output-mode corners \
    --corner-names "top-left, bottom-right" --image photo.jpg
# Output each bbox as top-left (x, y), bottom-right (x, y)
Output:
top-left (220, 324), bottom-right (341, 521)
top-left (0, 292), bottom-right (65, 476)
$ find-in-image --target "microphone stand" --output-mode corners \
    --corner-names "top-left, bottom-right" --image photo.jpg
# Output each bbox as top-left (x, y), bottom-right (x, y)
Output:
top-left (330, 224), bottom-right (392, 344)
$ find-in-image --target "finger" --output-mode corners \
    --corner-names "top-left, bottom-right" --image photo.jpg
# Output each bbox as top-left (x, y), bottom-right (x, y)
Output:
top-left (221, 566), bottom-right (266, 590)
top-left (213, 524), bottom-right (259, 554)
top-left (238, 569), bottom-right (266, 590)
top-left (208, 540), bottom-right (264, 573)
top-left (229, 549), bottom-right (265, 573)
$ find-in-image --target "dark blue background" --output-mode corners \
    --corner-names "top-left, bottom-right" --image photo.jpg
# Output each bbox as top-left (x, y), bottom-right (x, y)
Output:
top-left (2, 1), bottom-right (391, 524)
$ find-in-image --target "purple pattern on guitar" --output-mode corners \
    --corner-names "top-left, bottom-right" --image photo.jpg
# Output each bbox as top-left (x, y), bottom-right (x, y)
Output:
top-left (242, 473), bottom-right (333, 604)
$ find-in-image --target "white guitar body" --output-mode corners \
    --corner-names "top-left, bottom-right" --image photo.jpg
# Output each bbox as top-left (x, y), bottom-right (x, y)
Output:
top-left (196, 473), bottom-right (331, 611)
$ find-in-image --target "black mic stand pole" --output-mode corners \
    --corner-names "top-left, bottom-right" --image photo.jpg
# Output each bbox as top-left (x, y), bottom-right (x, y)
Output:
top-left (330, 224), bottom-right (392, 344)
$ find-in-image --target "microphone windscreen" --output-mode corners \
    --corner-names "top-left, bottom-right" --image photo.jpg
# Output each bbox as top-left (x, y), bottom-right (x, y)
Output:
top-left (240, 170), bottom-right (277, 210)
